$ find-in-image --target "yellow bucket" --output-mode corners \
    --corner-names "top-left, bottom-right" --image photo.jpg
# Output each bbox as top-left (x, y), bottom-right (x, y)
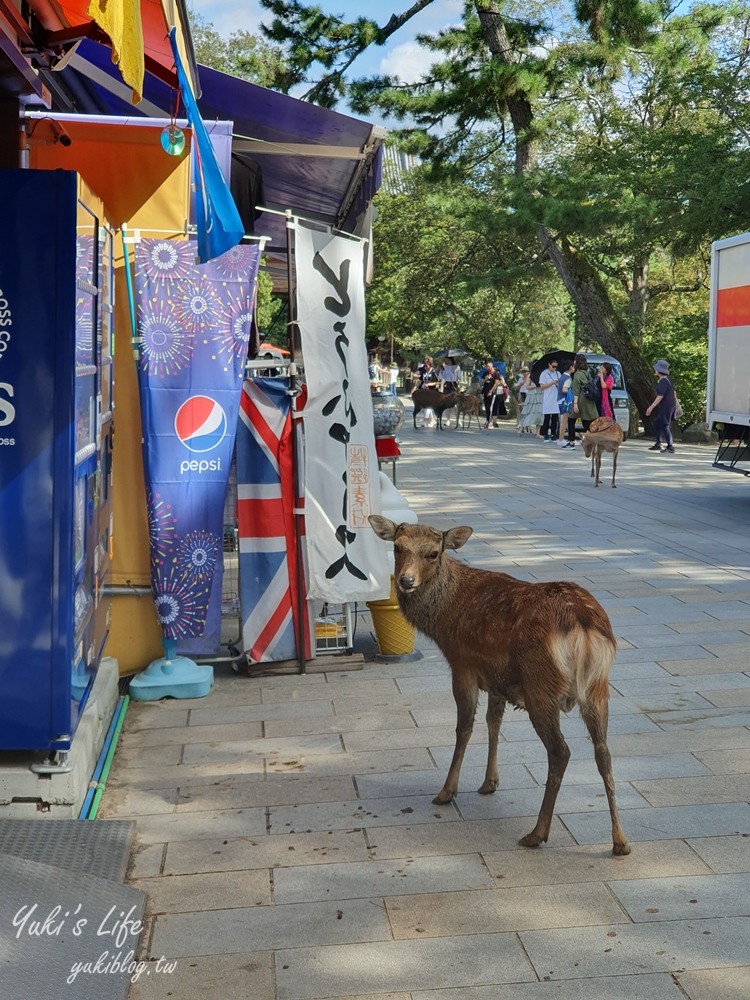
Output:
top-left (366, 576), bottom-right (415, 656)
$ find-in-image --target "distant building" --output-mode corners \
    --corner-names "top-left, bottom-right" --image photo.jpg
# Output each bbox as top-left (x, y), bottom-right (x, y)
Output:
top-left (381, 145), bottom-right (418, 194)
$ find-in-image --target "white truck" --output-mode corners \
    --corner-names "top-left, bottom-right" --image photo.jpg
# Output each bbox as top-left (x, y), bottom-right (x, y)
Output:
top-left (707, 234), bottom-right (750, 475)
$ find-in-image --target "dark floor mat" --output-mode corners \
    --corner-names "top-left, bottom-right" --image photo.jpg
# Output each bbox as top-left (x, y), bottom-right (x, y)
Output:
top-left (0, 819), bottom-right (135, 883)
top-left (0, 854), bottom-right (147, 999)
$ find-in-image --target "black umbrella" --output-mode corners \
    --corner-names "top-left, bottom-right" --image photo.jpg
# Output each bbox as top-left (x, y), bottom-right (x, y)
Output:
top-left (435, 348), bottom-right (469, 359)
top-left (529, 349), bottom-right (576, 386)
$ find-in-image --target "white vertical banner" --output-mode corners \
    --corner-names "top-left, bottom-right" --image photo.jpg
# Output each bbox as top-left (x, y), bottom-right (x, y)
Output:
top-left (295, 223), bottom-right (389, 601)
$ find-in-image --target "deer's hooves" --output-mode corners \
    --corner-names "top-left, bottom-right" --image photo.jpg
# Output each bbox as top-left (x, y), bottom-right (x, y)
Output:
top-left (613, 840), bottom-right (631, 856)
top-left (432, 790), bottom-right (454, 805)
top-left (518, 831), bottom-right (546, 849)
top-left (477, 779), bottom-right (498, 795)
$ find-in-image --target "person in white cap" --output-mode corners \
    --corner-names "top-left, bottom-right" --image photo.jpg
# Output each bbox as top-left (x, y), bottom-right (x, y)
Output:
top-left (645, 359), bottom-right (676, 453)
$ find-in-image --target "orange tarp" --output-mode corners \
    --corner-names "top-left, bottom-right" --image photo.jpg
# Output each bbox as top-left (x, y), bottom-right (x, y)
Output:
top-left (27, 117), bottom-right (190, 227)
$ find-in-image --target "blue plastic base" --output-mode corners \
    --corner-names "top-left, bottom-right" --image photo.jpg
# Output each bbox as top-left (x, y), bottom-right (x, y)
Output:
top-left (129, 654), bottom-right (214, 701)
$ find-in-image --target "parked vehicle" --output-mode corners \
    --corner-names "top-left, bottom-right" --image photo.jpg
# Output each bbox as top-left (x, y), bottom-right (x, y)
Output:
top-left (581, 353), bottom-right (630, 438)
top-left (707, 234), bottom-right (750, 475)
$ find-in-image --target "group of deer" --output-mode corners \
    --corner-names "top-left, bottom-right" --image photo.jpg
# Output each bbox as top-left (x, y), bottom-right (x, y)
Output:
top-left (412, 387), bottom-right (482, 430)
top-left (369, 513), bottom-right (631, 857)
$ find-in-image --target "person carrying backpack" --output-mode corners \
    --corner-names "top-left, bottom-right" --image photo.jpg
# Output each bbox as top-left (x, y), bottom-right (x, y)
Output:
top-left (556, 360), bottom-right (576, 447)
top-left (572, 354), bottom-right (599, 432)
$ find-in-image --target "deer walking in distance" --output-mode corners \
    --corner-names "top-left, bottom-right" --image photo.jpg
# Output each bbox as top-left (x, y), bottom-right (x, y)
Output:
top-left (582, 416), bottom-right (625, 488)
top-left (454, 391), bottom-right (482, 429)
top-left (369, 515), bottom-right (630, 856)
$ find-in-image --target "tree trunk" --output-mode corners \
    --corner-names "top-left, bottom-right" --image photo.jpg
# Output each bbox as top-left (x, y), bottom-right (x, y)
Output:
top-left (475, 2), bottom-right (657, 426)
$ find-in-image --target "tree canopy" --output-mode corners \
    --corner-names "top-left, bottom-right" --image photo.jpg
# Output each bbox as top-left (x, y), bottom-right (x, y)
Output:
top-left (259, 0), bottom-right (750, 424)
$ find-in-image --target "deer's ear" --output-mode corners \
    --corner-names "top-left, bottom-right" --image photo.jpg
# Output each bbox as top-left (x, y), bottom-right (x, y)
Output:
top-left (369, 515), bottom-right (398, 541)
top-left (444, 525), bottom-right (473, 550)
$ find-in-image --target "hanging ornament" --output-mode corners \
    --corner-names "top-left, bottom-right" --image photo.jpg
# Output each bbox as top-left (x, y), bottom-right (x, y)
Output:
top-left (161, 124), bottom-right (185, 157)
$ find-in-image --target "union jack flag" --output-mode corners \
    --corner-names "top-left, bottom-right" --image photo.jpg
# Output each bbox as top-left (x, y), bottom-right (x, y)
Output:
top-left (236, 377), bottom-right (311, 663)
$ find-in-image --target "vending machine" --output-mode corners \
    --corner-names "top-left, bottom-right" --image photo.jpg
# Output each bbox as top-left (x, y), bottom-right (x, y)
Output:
top-left (0, 168), bottom-right (114, 753)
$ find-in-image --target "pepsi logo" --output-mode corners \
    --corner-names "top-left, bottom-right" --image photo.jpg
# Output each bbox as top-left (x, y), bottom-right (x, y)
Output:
top-left (175, 396), bottom-right (227, 453)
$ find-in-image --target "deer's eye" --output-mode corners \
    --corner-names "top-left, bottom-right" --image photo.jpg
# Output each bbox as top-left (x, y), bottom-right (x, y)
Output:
top-left (429, 551), bottom-right (439, 560)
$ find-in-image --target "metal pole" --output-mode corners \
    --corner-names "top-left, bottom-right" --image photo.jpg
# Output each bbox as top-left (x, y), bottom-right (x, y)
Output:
top-left (286, 211), bottom-right (307, 674)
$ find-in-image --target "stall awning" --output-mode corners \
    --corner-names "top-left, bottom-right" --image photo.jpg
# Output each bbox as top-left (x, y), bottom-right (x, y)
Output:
top-left (61, 40), bottom-right (385, 288)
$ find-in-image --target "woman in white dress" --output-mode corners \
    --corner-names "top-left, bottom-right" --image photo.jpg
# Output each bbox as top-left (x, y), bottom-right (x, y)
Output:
top-left (518, 373), bottom-right (543, 436)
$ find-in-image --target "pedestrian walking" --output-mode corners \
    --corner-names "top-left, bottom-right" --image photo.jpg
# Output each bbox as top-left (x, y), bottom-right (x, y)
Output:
top-left (572, 354), bottom-right (598, 432)
top-left (539, 358), bottom-right (561, 440)
top-left (645, 359), bottom-right (677, 453)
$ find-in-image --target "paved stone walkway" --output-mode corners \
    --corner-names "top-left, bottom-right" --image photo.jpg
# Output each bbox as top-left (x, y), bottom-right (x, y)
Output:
top-left (105, 414), bottom-right (750, 1000)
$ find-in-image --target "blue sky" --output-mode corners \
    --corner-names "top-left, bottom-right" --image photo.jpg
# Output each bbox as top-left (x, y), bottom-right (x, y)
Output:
top-left (188, 0), bottom-right (465, 82)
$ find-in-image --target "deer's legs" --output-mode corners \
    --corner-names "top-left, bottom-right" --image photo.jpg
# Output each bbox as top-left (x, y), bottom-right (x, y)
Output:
top-left (478, 691), bottom-right (506, 794)
top-left (580, 695), bottom-right (630, 856)
top-left (519, 705), bottom-right (570, 848)
top-left (433, 678), bottom-right (479, 805)
top-left (594, 451), bottom-right (602, 486)
top-left (611, 448), bottom-right (618, 488)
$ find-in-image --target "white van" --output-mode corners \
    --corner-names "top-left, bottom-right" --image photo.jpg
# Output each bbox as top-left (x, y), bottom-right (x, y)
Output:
top-left (582, 353), bottom-right (630, 438)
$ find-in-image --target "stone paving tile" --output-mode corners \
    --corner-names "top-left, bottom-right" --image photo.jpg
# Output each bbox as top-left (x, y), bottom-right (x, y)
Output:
top-left (412, 975), bottom-right (685, 1000)
top-left (266, 747), bottom-right (437, 776)
top-left (342, 725), bottom-right (468, 753)
top-left (163, 829), bottom-right (370, 876)
top-left (273, 932), bottom-right (535, 1000)
top-left (132, 868), bottom-right (272, 912)
top-left (519, 916), bottom-right (750, 979)
top-left (289, 679), bottom-right (403, 699)
top-left (98, 785), bottom-right (179, 818)
top-left (133, 806), bottom-right (267, 844)
top-left (609, 873), bottom-right (750, 922)
top-left (181, 733), bottom-right (344, 766)
top-left (268, 795), bottom-right (462, 834)
top-left (274, 853), bottom-right (493, 904)
top-left (175, 775), bottom-right (357, 812)
top-left (150, 897), bottom-right (392, 959)
top-left (694, 747), bottom-right (750, 773)
top-left (483, 840), bottom-right (710, 886)
top-left (648, 708), bottom-right (750, 729)
top-left (617, 647), bottom-right (715, 664)
top-left (265, 711), bottom-right (417, 739)
top-left (129, 843), bottom-right (165, 879)
top-left (130, 951), bottom-right (275, 1000)
top-left (126, 706), bottom-right (190, 731)
top-left (617, 631), bottom-right (750, 649)
top-left (664, 653), bottom-right (748, 675)
top-left (109, 759), bottom-right (268, 788)
top-left (354, 763), bottom-right (537, 799)
top-left (687, 835), bottom-right (750, 874)
top-left (454, 781), bottom-right (647, 822)
top-left (188, 700), bottom-right (334, 726)
top-left (612, 673), bottom-right (750, 696)
top-left (120, 721), bottom-right (265, 748)
top-left (561, 802), bottom-right (750, 845)
top-left (526, 752), bottom-right (711, 786)
top-left (701, 688), bottom-right (750, 708)
top-left (677, 966), bottom-right (750, 1000)
top-left (386, 882), bottom-right (627, 939)
top-left (632, 774), bottom-right (750, 806)
top-left (368, 816), bottom-right (576, 859)
top-left (610, 727), bottom-right (750, 756)
top-left (430, 737), bottom-right (605, 769)
top-left (672, 618), bottom-right (750, 634)
top-left (116, 744), bottom-right (183, 768)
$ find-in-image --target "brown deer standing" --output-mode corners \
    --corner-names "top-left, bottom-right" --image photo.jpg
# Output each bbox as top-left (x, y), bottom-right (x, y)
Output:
top-left (454, 391), bottom-right (482, 429)
top-left (411, 387), bottom-right (457, 430)
top-left (582, 416), bottom-right (624, 488)
top-left (368, 515), bottom-right (630, 856)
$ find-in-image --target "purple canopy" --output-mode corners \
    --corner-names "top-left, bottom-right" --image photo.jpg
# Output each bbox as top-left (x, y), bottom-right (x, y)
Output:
top-left (59, 41), bottom-right (384, 289)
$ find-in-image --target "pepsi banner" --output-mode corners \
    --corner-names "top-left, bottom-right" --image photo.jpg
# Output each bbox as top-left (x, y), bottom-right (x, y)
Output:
top-left (134, 239), bottom-right (260, 647)
top-left (295, 224), bottom-right (388, 602)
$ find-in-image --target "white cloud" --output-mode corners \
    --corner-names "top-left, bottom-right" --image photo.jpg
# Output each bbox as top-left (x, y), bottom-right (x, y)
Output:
top-left (187, 0), bottom-right (261, 38)
top-left (379, 41), bottom-right (443, 84)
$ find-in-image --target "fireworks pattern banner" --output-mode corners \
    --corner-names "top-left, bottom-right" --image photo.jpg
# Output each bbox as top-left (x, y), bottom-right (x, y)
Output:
top-left (134, 239), bottom-right (260, 645)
